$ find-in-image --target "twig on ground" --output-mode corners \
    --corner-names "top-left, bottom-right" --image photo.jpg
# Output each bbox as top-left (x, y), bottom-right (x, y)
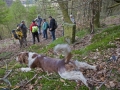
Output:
top-left (97, 80), bottom-right (107, 90)
top-left (12, 74), bottom-right (38, 90)
top-left (42, 75), bottom-right (50, 80)
top-left (2, 78), bottom-right (12, 86)
top-left (4, 70), bottom-right (12, 79)
top-left (96, 69), bottom-right (113, 90)
top-left (23, 74), bottom-right (38, 87)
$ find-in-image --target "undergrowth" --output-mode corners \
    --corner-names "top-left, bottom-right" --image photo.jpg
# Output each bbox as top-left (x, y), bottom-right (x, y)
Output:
top-left (73, 25), bottom-right (120, 55)
top-left (1, 26), bottom-right (120, 90)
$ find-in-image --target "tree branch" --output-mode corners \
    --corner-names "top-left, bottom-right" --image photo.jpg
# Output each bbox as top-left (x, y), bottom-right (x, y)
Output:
top-left (107, 3), bottom-right (120, 9)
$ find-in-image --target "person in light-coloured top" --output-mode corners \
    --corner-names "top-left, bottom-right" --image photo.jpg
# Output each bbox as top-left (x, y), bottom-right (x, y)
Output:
top-left (70, 14), bottom-right (76, 24)
top-left (35, 15), bottom-right (42, 35)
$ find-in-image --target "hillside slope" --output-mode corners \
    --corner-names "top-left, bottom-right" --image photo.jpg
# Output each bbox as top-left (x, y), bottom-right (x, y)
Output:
top-left (0, 24), bottom-right (120, 90)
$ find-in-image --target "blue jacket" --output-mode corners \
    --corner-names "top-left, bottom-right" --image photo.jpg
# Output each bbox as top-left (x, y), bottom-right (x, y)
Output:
top-left (42, 22), bottom-right (48, 30)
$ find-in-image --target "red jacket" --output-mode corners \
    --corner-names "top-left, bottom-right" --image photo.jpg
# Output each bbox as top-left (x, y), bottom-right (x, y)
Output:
top-left (30, 22), bottom-right (38, 31)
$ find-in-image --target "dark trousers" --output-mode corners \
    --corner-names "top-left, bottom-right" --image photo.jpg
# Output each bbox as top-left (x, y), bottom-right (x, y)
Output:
top-left (50, 30), bottom-right (56, 41)
top-left (43, 30), bottom-right (48, 39)
top-left (22, 32), bottom-right (27, 46)
top-left (38, 26), bottom-right (41, 35)
top-left (32, 32), bottom-right (40, 44)
top-left (19, 37), bottom-right (27, 48)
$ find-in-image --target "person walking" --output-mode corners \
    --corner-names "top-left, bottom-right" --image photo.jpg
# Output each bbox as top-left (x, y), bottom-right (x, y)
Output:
top-left (35, 15), bottom-right (42, 35)
top-left (42, 19), bottom-right (48, 40)
top-left (30, 20), bottom-right (40, 44)
top-left (48, 16), bottom-right (56, 41)
top-left (19, 20), bottom-right (28, 46)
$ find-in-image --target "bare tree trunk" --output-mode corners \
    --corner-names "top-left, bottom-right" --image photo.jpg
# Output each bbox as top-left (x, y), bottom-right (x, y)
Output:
top-left (57, 0), bottom-right (72, 23)
top-left (94, 0), bottom-right (101, 28)
top-left (90, 0), bottom-right (101, 33)
top-left (0, 35), bottom-right (2, 40)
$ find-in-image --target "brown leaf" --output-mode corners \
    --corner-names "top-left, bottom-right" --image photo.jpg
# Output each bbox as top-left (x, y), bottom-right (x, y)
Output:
top-left (100, 77), bottom-right (105, 81)
top-left (109, 81), bottom-right (116, 87)
top-left (105, 83), bottom-right (110, 88)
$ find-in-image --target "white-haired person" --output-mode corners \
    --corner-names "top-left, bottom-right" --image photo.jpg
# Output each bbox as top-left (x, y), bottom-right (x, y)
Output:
top-left (35, 15), bottom-right (42, 35)
top-left (70, 14), bottom-right (76, 24)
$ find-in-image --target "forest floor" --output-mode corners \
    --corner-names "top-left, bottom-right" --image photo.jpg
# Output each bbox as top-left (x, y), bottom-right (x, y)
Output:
top-left (0, 15), bottom-right (120, 90)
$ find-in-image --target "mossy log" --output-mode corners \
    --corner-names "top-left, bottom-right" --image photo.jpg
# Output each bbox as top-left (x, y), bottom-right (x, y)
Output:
top-left (64, 23), bottom-right (76, 44)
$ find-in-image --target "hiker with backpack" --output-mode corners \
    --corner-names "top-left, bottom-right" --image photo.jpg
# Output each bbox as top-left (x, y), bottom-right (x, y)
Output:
top-left (19, 20), bottom-right (28, 46)
top-left (48, 16), bottom-right (57, 41)
top-left (35, 15), bottom-right (42, 35)
top-left (30, 20), bottom-right (40, 44)
top-left (42, 19), bottom-right (49, 40)
top-left (12, 24), bottom-right (25, 48)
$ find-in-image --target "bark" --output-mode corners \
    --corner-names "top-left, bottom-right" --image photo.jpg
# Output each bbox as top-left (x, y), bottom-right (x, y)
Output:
top-left (0, 35), bottom-right (2, 40)
top-left (57, 0), bottom-right (72, 23)
top-left (94, 8), bottom-right (100, 28)
top-left (107, 3), bottom-right (120, 9)
top-left (92, 0), bottom-right (101, 28)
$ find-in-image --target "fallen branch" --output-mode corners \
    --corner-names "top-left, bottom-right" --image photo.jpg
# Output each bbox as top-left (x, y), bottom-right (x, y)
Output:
top-left (4, 70), bottom-right (12, 79)
top-left (107, 3), bottom-right (120, 9)
top-left (0, 70), bottom-right (13, 87)
top-left (12, 74), bottom-right (38, 90)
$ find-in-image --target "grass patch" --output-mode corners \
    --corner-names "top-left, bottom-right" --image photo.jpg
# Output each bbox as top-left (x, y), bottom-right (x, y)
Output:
top-left (76, 29), bottom-right (89, 38)
top-left (73, 25), bottom-right (120, 55)
top-left (0, 68), bottom-right (5, 77)
top-left (9, 71), bottom-right (35, 86)
top-left (0, 52), bottom-right (12, 59)
top-left (26, 37), bottom-right (65, 54)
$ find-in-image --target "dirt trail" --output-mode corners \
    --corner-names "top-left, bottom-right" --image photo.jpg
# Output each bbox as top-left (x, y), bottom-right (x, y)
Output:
top-left (0, 27), bottom-right (63, 53)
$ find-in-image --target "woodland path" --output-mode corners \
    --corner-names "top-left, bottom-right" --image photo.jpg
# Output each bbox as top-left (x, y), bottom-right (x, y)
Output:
top-left (0, 26), bottom-right (64, 54)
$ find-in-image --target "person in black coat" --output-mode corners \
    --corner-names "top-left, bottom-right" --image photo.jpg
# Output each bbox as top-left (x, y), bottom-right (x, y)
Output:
top-left (49, 16), bottom-right (56, 41)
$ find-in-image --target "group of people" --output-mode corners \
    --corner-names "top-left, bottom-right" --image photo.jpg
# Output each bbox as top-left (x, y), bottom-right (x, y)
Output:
top-left (16, 14), bottom-right (75, 47)
top-left (30, 15), bottom-right (57, 44)
top-left (16, 15), bottom-right (57, 47)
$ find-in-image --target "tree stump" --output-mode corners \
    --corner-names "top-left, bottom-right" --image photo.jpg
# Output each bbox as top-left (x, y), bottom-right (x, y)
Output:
top-left (64, 23), bottom-right (76, 44)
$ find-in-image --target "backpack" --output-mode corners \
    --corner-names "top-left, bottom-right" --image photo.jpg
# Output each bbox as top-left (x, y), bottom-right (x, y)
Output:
top-left (54, 21), bottom-right (58, 29)
top-left (32, 26), bottom-right (38, 33)
top-left (47, 22), bottom-right (49, 28)
top-left (12, 30), bottom-right (19, 39)
top-left (12, 30), bottom-right (23, 39)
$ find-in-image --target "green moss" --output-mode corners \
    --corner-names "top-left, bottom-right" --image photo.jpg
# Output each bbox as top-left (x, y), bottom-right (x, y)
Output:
top-left (76, 29), bottom-right (88, 38)
top-left (37, 37), bottom-right (65, 54)
top-left (0, 68), bottom-right (5, 77)
top-left (64, 23), bottom-right (76, 43)
top-left (9, 71), bottom-right (35, 86)
top-left (73, 25), bottom-right (120, 55)
top-left (0, 52), bottom-right (12, 59)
